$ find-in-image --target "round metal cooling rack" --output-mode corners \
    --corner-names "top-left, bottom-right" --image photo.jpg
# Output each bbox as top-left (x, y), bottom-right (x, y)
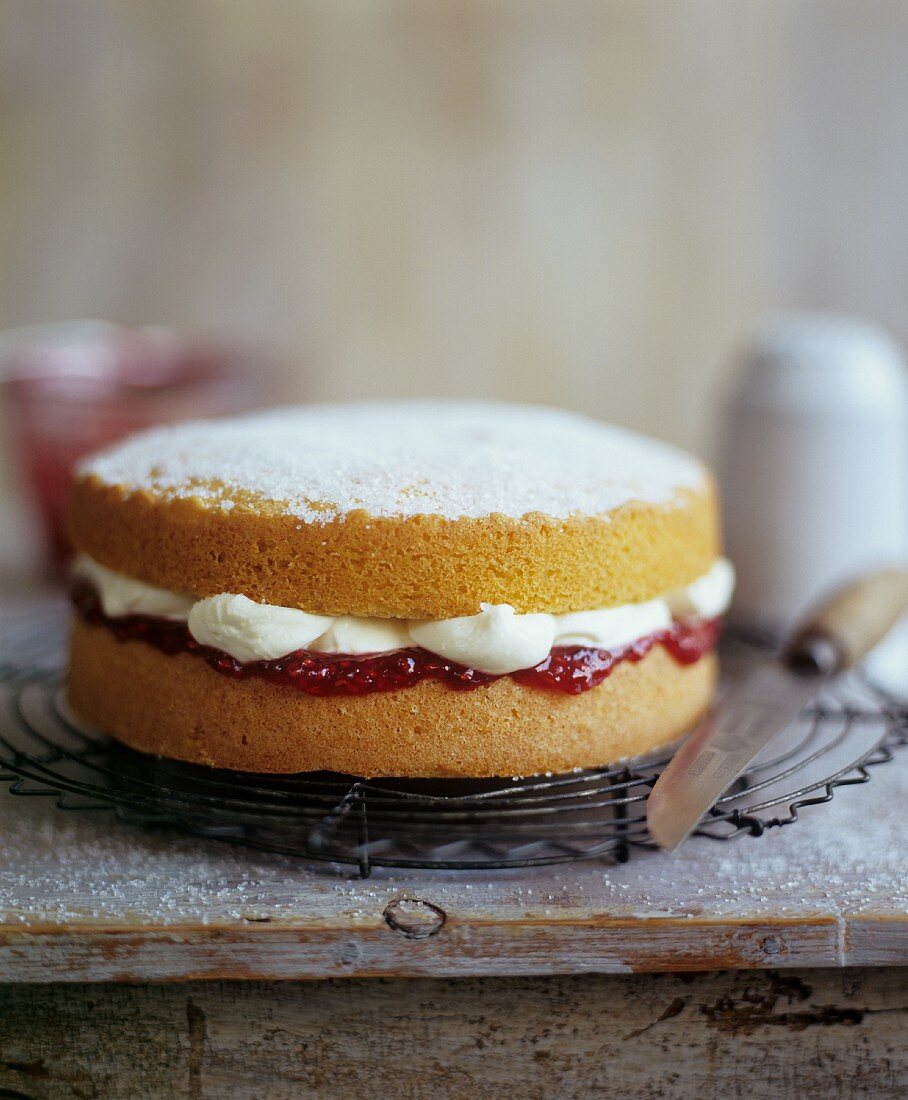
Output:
top-left (1, 596), bottom-right (906, 877)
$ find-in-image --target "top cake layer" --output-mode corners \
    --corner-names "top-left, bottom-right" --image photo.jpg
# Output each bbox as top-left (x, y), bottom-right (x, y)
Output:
top-left (69, 401), bottom-right (720, 618)
top-left (78, 401), bottom-right (706, 522)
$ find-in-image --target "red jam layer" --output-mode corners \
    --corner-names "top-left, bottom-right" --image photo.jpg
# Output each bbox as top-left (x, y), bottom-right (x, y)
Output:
top-left (72, 581), bottom-right (721, 697)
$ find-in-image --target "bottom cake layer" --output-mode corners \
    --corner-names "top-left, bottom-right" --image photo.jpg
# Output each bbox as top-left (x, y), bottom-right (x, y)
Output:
top-left (67, 618), bottom-right (717, 777)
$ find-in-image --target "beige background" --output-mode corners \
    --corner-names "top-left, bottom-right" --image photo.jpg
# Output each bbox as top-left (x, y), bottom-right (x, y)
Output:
top-left (2, 0), bottom-right (908, 559)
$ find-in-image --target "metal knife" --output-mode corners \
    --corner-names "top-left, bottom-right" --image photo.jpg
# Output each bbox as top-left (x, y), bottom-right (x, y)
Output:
top-left (646, 567), bottom-right (908, 851)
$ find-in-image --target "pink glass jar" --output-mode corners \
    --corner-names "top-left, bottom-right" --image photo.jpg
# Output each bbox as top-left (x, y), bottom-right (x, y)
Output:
top-left (1, 321), bottom-right (271, 574)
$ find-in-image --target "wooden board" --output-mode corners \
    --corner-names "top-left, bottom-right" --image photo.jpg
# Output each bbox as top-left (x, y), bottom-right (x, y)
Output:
top-left (1, 742), bottom-right (905, 982)
top-left (2, 969), bottom-right (907, 1099)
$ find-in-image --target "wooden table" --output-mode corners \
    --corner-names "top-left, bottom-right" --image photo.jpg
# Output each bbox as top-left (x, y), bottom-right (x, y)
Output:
top-left (1, 740), bottom-right (906, 1097)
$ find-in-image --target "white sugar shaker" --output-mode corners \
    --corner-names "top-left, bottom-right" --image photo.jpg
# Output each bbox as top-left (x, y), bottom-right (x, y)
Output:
top-left (719, 313), bottom-right (908, 634)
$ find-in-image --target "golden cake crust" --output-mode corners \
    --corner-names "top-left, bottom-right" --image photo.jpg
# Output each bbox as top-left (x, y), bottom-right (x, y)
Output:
top-left (68, 618), bottom-right (716, 777)
top-left (67, 477), bottom-right (720, 618)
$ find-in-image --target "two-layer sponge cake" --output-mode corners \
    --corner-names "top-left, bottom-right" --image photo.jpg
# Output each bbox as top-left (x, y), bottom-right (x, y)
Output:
top-left (66, 401), bottom-right (733, 777)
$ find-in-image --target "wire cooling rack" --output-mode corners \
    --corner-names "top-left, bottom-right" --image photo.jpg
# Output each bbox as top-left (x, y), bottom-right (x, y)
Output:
top-left (1, 595), bottom-right (906, 877)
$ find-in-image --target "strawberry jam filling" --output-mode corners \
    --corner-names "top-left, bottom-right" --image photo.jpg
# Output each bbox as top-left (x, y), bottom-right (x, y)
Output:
top-left (72, 581), bottom-right (721, 697)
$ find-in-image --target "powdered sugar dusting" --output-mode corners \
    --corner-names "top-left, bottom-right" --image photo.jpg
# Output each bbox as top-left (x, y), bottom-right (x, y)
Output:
top-left (78, 401), bottom-right (706, 522)
top-left (1, 757), bottom-right (904, 930)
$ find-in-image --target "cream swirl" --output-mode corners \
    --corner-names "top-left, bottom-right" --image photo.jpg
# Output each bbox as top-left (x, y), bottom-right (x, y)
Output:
top-left (73, 555), bottom-right (195, 620)
top-left (187, 594), bottom-right (333, 664)
top-left (409, 604), bottom-right (556, 676)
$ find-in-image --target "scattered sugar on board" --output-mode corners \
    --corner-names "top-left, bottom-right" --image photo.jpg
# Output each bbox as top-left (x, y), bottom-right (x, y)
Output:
top-left (1, 756), bottom-right (904, 926)
top-left (78, 401), bottom-right (706, 522)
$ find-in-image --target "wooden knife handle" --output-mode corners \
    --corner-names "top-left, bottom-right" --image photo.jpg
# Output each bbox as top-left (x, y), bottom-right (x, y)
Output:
top-left (785, 567), bottom-right (908, 673)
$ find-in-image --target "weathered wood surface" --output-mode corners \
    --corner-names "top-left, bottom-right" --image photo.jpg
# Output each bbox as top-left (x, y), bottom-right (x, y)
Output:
top-left (1, 743), bottom-right (905, 981)
top-left (1, 969), bottom-right (906, 1099)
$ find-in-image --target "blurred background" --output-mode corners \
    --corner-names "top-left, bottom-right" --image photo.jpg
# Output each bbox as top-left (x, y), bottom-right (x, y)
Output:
top-left (2, 0), bottom-right (908, 595)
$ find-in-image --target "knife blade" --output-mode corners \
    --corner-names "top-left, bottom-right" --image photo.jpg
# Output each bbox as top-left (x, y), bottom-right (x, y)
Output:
top-left (646, 567), bottom-right (908, 852)
top-left (645, 663), bottom-right (824, 850)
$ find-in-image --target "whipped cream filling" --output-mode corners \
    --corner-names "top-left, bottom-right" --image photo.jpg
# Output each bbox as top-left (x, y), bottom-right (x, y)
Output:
top-left (73, 554), bottom-right (196, 621)
top-left (73, 555), bottom-right (735, 675)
